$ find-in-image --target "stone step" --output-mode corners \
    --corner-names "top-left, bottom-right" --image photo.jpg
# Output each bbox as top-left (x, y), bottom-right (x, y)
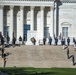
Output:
top-left (0, 45), bottom-right (76, 68)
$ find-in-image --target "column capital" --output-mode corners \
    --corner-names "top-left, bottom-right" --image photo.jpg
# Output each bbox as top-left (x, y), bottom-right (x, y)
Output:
top-left (40, 6), bottom-right (45, 10)
top-left (20, 6), bottom-right (24, 10)
top-left (50, 6), bottom-right (54, 10)
top-left (10, 6), bottom-right (14, 9)
top-left (0, 5), bottom-right (4, 9)
top-left (30, 6), bottom-right (35, 10)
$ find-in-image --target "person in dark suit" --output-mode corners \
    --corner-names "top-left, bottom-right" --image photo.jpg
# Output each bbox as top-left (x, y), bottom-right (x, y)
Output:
top-left (12, 37), bottom-right (16, 47)
top-left (61, 37), bottom-right (65, 49)
top-left (67, 37), bottom-right (70, 46)
top-left (55, 37), bottom-right (58, 45)
top-left (19, 36), bottom-right (22, 46)
top-left (49, 36), bottom-right (52, 45)
top-left (43, 37), bottom-right (46, 45)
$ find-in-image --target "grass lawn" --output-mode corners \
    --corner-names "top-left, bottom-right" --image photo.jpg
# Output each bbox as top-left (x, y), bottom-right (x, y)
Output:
top-left (0, 67), bottom-right (76, 75)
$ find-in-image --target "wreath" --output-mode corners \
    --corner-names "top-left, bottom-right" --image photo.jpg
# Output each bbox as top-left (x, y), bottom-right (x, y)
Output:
top-left (31, 37), bottom-right (35, 43)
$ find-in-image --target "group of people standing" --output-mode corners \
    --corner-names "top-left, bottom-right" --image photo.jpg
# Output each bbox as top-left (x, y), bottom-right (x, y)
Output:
top-left (0, 33), bottom-right (76, 48)
top-left (43, 36), bottom-right (71, 46)
top-left (43, 37), bottom-right (59, 45)
top-left (43, 36), bottom-right (58, 45)
top-left (43, 37), bottom-right (53, 45)
top-left (11, 36), bottom-right (23, 47)
top-left (0, 35), bottom-right (23, 47)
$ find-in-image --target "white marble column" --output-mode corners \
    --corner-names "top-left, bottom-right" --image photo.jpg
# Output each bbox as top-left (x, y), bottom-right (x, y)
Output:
top-left (20, 6), bottom-right (24, 39)
top-left (50, 6), bottom-right (54, 38)
top-left (40, 6), bottom-right (44, 40)
top-left (17, 6), bottom-right (24, 42)
top-left (30, 6), bottom-right (34, 31)
top-left (54, 1), bottom-right (58, 37)
top-left (10, 6), bottom-right (14, 42)
top-left (0, 5), bottom-right (4, 35)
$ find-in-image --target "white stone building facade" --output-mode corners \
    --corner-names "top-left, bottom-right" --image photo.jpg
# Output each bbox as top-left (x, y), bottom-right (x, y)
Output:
top-left (0, 0), bottom-right (76, 45)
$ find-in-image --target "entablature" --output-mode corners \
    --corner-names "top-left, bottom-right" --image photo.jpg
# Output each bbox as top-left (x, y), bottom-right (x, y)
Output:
top-left (0, 0), bottom-right (54, 7)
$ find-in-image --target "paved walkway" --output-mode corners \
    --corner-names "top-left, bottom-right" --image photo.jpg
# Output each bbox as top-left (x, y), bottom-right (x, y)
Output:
top-left (0, 45), bottom-right (76, 68)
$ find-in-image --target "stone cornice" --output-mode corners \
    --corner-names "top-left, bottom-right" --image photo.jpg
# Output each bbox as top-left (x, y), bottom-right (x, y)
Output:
top-left (0, 0), bottom-right (54, 1)
top-left (0, 1), bottom-right (54, 7)
top-left (60, 0), bottom-right (76, 3)
top-left (0, 0), bottom-right (76, 3)
top-left (54, 0), bottom-right (76, 3)
top-left (0, 0), bottom-right (76, 6)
